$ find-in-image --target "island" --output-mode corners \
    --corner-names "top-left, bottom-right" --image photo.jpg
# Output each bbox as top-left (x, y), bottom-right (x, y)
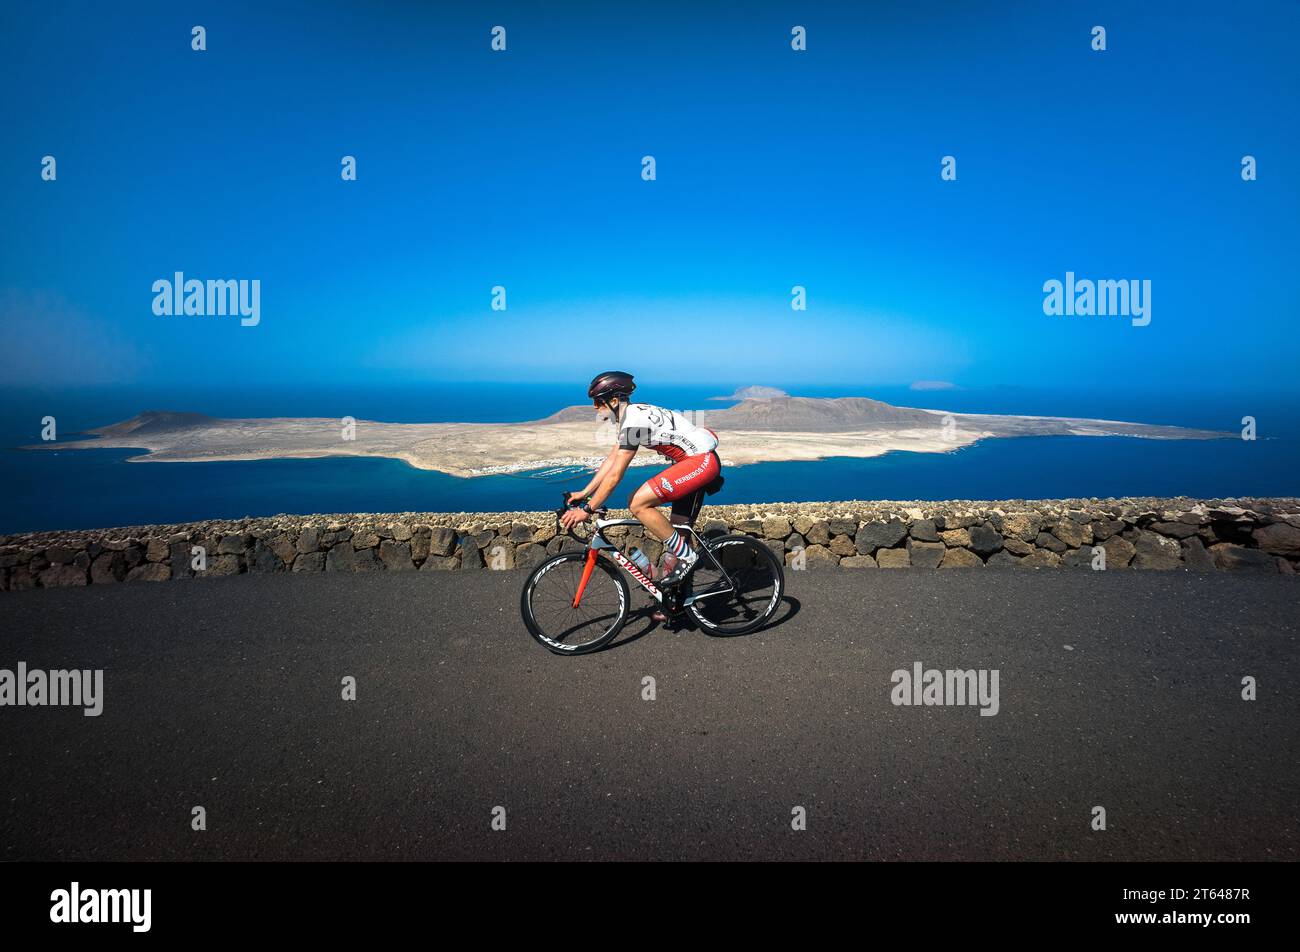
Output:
top-left (26, 392), bottom-right (1232, 478)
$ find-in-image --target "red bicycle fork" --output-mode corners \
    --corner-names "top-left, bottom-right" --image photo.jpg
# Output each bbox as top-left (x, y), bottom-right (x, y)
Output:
top-left (571, 549), bottom-right (600, 608)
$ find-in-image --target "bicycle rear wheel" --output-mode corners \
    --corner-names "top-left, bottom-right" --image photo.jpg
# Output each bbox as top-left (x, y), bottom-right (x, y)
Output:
top-left (521, 551), bottom-right (629, 655)
top-left (686, 534), bottom-right (784, 635)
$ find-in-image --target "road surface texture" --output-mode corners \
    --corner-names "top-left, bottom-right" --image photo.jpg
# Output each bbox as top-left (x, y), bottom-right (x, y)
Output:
top-left (1, 569), bottom-right (1296, 861)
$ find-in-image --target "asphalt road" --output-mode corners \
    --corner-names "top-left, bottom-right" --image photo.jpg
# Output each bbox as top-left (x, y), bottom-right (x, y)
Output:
top-left (1, 568), bottom-right (1296, 861)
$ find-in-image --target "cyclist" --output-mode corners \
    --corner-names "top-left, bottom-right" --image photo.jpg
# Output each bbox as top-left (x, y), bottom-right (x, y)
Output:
top-left (560, 370), bottom-right (721, 590)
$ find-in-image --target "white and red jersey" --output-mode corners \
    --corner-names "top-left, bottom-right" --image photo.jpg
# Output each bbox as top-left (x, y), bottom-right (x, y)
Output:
top-left (617, 403), bottom-right (718, 462)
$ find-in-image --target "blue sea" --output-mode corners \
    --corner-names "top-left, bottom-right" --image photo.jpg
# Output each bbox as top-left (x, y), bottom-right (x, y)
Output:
top-left (1, 383), bottom-right (1297, 534)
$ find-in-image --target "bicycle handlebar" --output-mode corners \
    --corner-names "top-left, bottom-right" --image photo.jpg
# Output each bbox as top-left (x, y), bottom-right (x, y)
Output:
top-left (555, 493), bottom-right (608, 539)
top-left (557, 492), bottom-right (608, 513)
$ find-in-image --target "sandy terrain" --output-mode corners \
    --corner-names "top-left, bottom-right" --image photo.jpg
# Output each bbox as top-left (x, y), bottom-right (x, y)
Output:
top-left (30, 396), bottom-right (1232, 478)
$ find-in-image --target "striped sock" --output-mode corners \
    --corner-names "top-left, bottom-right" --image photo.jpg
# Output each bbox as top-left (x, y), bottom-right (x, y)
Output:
top-left (663, 529), bottom-right (693, 559)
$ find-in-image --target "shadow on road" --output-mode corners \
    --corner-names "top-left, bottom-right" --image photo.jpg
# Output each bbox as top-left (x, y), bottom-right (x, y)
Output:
top-left (702, 595), bottom-right (801, 638)
top-left (601, 610), bottom-right (660, 651)
top-left (599, 595), bottom-right (802, 651)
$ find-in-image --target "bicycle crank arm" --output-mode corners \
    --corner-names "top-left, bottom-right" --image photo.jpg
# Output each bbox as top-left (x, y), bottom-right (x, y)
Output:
top-left (682, 581), bottom-right (735, 606)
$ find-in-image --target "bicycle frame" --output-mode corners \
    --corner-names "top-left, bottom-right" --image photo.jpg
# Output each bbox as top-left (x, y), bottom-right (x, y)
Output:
top-left (570, 515), bottom-right (736, 610)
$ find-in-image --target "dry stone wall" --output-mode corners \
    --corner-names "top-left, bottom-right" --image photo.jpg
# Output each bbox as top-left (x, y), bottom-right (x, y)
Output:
top-left (3, 498), bottom-right (1299, 590)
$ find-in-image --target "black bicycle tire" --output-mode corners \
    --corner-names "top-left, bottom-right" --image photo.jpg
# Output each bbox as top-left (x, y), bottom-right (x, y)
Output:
top-left (520, 551), bottom-right (630, 655)
top-left (686, 534), bottom-right (785, 635)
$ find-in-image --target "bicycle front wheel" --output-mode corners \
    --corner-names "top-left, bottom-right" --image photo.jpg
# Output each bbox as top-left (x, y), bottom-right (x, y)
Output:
top-left (687, 534), bottom-right (784, 635)
top-left (521, 552), bottom-right (629, 655)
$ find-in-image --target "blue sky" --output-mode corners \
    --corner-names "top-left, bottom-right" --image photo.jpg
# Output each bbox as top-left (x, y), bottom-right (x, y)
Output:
top-left (1, 0), bottom-right (1297, 393)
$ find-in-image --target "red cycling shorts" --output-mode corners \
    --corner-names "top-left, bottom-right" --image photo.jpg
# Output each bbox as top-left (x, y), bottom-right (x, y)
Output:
top-left (645, 449), bottom-right (720, 503)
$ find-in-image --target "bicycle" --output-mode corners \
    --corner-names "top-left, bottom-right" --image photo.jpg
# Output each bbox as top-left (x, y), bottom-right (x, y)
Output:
top-left (521, 494), bottom-right (785, 655)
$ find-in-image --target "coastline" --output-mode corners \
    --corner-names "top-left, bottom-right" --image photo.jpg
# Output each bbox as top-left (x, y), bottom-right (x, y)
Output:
top-left (22, 406), bottom-right (1231, 479)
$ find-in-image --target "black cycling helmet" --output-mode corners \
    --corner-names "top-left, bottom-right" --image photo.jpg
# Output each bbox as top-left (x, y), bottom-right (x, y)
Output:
top-left (587, 370), bottom-right (636, 403)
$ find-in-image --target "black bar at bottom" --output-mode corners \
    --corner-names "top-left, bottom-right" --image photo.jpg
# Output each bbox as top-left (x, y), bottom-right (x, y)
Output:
top-left (0, 861), bottom-right (1287, 940)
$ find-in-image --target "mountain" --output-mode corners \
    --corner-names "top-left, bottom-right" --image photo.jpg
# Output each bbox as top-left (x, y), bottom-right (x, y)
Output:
top-left (709, 385), bottom-right (789, 401)
top-left (536, 396), bottom-right (940, 430)
top-left (85, 411), bottom-right (223, 438)
top-left (697, 396), bottom-right (941, 431)
top-left (534, 405), bottom-right (598, 424)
